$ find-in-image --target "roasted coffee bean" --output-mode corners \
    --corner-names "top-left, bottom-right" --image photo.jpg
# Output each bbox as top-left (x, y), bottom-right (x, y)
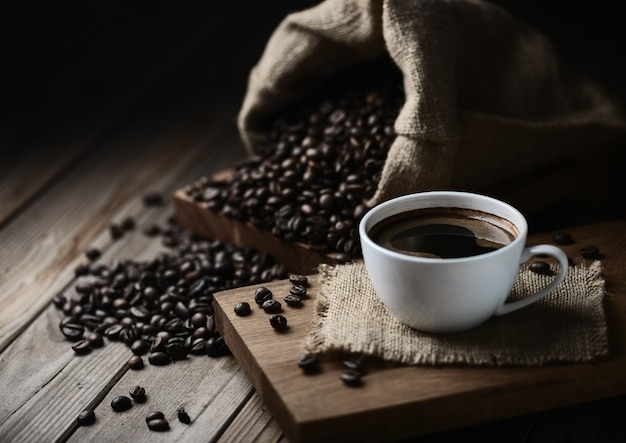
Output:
top-left (262, 299), bottom-right (282, 314)
top-left (143, 192), bottom-right (164, 207)
top-left (128, 355), bottom-right (144, 370)
top-left (234, 301), bottom-right (251, 316)
top-left (297, 354), bottom-right (319, 373)
top-left (289, 285), bottom-right (307, 297)
top-left (553, 232), bottom-right (574, 245)
top-left (178, 408), bottom-right (191, 424)
top-left (147, 418), bottom-right (170, 432)
top-left (87, 332), bottom-right (104, 348)
top-left (129, 386), bottom-right (146, 402)
top-left (143, 223), bottom-right (162, 237)
top-left (85, 247), bottom-right (101, 262)
top-left (104, 324), bottom-right (124, 341)
top-left (167, 343), bottom-right (188, 360)
top-left (581, 246), bottom-right (601, 259)
top-left (254, 287), bottom-right (273, 305)
top-left (71, 339), bottom-right (92, 355)
top-left (283, 294), bottom-right (302, 307)
top-left (77, 409), bottom-right (96, 426)
top-left (148, 351), bottom-right (171, 366)
top-left (111, 395), bottom-right (132, 412)
top-left (342, 355), bottom-right (365, 372)
top-left (121, 217), bottom-right (136, 231)
top-left (270, 314), bottom-right (288, 331)
top-left (61, 323), bottom-right (85, 341)
top-left (529, 261), bottom-right (553, 275)
top-left (340, 369), bottom-right (363, 387)
top-left (146, 411), bottom-right (165, 423)
top-left (131, 339), bottom-right (149, 356)
top-left (109, 223), bottom-right (124, 240)
top-left (289, 274), bottom-right (308, 287)
top-left (74, 264), bottom-right (90, 277)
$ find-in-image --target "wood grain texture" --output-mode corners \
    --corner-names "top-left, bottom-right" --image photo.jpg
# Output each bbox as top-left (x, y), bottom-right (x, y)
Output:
top-left (214, 221), bottom-right (626, 443)
top-left (217, 391), bottom-right (286, 443)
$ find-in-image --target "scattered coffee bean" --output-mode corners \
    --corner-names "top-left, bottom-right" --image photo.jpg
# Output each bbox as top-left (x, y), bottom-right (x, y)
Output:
top-left (340, 369), bottom-right (363, 387)
top-left (109, 223), bottom-right (124, 240)
top-left (129, 386), bottom-right (146, 402)
top-left (121, 217), bottom-right (136, 231)
top-left (167, 343), bottom-right (188, 361)
top-left (111, 395), bottom-right (132, 412)
top-left (147, 418), bottom-right (170, 432)
top-left (234, 301), bottom-right (251, 316)
top-left (142, 223), bottom-right (161, 237)
top-left (86, 332), bottom-right (104, 348)
top-left (342, 355), bottom-right (365, 372)
top-left (254, 287), bottom-right (273, 305)
top-left (178, 408), bottom-right (191, 424)
top-left (77, 409), bottom-right (96, 426)
top-left (143, 192), bottom-right (164, 207)
top-left (131, 339), bottom-right (150, 356)
top-left (289, 274), bottom-right (308, 287)
top-left (580, 246), bottom-right (601, 259)
top-left (74, 263), bottom-right (90, 277)
top-left (297, 354), bottom-right (319, 373)
top-left (85, 247), bottom-right (101, 262)
top-left (283, 294), bottom-right (302, 307)
top-left (270, 314), bottom-right (288, 331)
top-left (553, 232), bottom-right (574, 245)
top-left (146, 411), bottom-right (165, 423)
top-left (127, 355), bottom-right (144, 370)
top-left (60, 323), bottom-right (85, 341)
top-left (148, 351), bottom-right (171, 366)
top-left (262, 299), bottom-right (282, 314)
top-left (71, 339), bottom-right (92, 355)
top-left (289, 285), bottom-right (307, 297)
top-left (529, 261), bottom-right (553, 275)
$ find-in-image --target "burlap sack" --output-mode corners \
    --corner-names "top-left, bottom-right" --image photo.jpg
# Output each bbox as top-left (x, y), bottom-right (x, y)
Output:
top-left (238, 0), bottom-right (626, 205)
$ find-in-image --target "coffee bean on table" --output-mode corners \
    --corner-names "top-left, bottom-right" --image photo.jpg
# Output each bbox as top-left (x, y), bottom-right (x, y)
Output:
top-left (109, 223), bottom-right (124, 240)
top-left (146, 411), bottom-right (165, 423)
top-left (131, 339), bottom-right (149, 356)
top-left (128, 355), bottom-right (144, 370)
top-left (147, 418), bottom-right (170, 432)
top-left (297, 354), bottom-right (319, 373)
top-left (61, 323), bottom-right (85, 341)
top-left (262, 299), bottom-right (282, 314)
top-left (270, 314), bottom-right (288, 331)
top-left (85, 247), bottom-right (101, 262)
top-left (111, 395), bottom-right (132, 412)
top-left (71, 339), bottom-right (92, 355)
top-left (289, 274), bottom-right (308, 287)
top-left (86, 332), bottom-right (104, 348)
top-left (77, 409), bottom-right (96, 426)
top-left (580, 246), bottom-right (601, 259)
top-left (178, 408), bottom-right (191, 424)
top-left (289, 285), bottom-right (307, 297)
top-left (121, 217), bottom-right (135, 231)
top-left (283, 294), bottom-right (302, 307)
top-left (129, 386), bottom-right (146, 403)
top-left (234, 301), bottom-right (251, 316)
top-left (148, 351), bottom-right (171, 366)
top-left (340, 369), bottom-right (363, 387)
top-left (254, 287), bottom-right (273, 305)
top-left (553, 232), bottom-right (574, 245)
top-left (529, 261), bottom-right (553, 275)
top-left (167, 343), bottom-right (188, 361)
top-left (342, 355), bottom-right (365, 372)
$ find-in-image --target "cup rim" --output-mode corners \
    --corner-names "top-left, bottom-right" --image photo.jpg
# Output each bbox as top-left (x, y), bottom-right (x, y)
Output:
top-left (359, 191), bottom-right (527, 263)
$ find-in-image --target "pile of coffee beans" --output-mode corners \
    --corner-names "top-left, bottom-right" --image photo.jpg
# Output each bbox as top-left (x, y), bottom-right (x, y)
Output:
top-left (55, 215), bottom-right (288, 366)
top-left (184, 59), bottom-right (404, 259)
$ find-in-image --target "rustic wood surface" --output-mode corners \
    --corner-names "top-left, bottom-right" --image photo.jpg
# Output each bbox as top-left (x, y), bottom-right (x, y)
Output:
top-left (2, 2), bottom-right (626, 442)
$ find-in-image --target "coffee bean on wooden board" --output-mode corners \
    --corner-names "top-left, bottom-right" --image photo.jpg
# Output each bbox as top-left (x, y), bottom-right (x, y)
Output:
top-left (262, 299), bottom-right (282, 314)
top-left (553, 232), bottom-right (574, 245)
top-left (147, 418), bottom-right (170, 432)
top-left (129, 386), bottom-right (146, 403)
top-left (254, 287), bottom-right (273, 305)
top-left (178, 408), bottom-right (191, 424)
top-left (127, 355), bottom-right (144, 370)
top-left (297, 354), bottom-right (320, 373)
top-left (529, 261), bottom-right (553, 275)
top-left (234, 301), bottom-right (251, 316)
top-left (185, 59), bottom-right (403, 259)
top-left (270, 314), bottom-right (288, 331)
top-left (76, 409), bottom-right (96, 426)
top-left (340, 369), bottom-right (363, 387)
top-left (580, 246), bottom-right (601, 259)
top-left (111, 395), bottom-right (132, 412)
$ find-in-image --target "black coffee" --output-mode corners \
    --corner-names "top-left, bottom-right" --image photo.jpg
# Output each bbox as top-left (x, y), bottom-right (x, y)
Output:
top-left (369, 207), bottom-right (518, 259)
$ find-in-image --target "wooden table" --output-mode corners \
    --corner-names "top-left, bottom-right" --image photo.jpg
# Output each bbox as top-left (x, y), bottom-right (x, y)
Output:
top-left (2, 2), bottom-right (626, 442)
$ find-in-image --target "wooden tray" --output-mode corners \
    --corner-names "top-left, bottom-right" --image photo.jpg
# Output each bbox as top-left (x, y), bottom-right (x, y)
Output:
top-left (213, 221), bottom-right (626, 443)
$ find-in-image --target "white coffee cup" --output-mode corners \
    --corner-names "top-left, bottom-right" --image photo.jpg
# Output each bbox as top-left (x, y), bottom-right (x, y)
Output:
top-left (359, 191), bottom-right (569, 333)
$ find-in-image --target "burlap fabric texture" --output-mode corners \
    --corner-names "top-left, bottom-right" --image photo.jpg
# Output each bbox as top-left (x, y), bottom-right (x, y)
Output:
top-left (238, 0), bottom-right (626, 206)
top-left (304, 261), bottom-right (608, 366)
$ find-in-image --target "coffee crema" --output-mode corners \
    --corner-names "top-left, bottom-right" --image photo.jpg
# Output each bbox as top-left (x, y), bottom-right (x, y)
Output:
top-left (368, 207), bottom-right (518, 259)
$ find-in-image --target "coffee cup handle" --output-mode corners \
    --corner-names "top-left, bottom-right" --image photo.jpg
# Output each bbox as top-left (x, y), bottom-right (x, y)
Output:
top-left (495, 244), bottom-right (569, 316)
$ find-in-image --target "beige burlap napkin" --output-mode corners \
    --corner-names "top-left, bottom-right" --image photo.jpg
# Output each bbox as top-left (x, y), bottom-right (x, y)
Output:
top-left (304, 261), bottom-right (608, 366)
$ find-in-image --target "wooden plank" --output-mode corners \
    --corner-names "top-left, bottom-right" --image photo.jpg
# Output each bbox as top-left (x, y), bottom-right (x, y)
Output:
top-left (214, 221), bottom-right (626, 443)
top-left (217, 391), bottom-right (287, 443)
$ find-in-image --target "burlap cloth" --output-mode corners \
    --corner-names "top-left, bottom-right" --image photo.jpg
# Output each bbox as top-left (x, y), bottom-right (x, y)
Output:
top-left (304, 261), bottom-right (608, 366)
top-left (238, 0), bottom-right (626, 206)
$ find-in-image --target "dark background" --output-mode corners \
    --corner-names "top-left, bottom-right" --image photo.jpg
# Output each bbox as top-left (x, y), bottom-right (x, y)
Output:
top-left (2, 0), bottom-right (624, 229)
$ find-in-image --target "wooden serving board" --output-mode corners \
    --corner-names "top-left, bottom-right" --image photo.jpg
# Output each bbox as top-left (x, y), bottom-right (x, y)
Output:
top-left (213, 221), bottom-right (626, 443)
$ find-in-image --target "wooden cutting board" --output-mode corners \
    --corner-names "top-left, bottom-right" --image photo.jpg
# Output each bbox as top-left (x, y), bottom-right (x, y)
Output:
top-left (213, 220), bottom-right (626, 443)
